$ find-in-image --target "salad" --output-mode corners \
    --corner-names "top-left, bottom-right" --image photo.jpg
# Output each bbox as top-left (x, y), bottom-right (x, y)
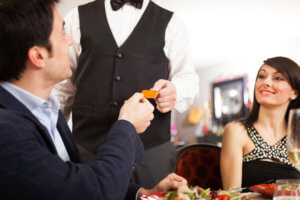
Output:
top-left (275, 183), bottom-right (300, 197)
top-left (161, 185), bottom-right (249, 200)
top-left (278, 183), bottom-right (300, 191)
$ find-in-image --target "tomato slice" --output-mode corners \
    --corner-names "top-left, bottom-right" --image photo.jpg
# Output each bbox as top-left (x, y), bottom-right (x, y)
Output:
top-left (217, 194), bottom-right (231, 200)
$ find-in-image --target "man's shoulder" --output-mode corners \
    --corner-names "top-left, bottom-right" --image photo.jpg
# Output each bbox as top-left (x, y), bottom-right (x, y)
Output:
top-left (79, 0), bottom-right (101, 9)
top-left (65, 0), bottom-right (99, 20)
top-left (0, 108), bottom-right (36, 133)
top-left (151, 0), bottom-right (174, 15)
top-left (0, 107), bottom-right (19, 121)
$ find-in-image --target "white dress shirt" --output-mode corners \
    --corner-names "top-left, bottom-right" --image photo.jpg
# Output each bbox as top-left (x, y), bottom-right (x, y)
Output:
top-left (1, 82), bottom-right (70, 162)
top-left (54, 0), bottom-right (199, 119)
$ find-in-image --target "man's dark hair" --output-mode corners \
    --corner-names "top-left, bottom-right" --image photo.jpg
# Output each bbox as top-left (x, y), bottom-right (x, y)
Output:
top-left (0, 0), bottom-right (59, 81)
top-left (244, 56), bottom-right (300, 127)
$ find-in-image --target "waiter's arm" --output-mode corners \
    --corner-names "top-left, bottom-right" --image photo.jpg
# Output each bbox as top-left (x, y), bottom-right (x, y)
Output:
top-left (153, 14), bottom-right (199, 113)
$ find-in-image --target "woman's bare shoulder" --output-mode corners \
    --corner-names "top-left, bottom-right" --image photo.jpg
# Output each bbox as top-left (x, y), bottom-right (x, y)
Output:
top-left (224, 120), bottom-right (246, 133)
top-left (222, 121), bottom-right (248, 143)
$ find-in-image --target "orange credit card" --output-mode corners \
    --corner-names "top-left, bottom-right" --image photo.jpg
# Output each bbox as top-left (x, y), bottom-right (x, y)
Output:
top-left (141, 90), bottom-right (159, 98)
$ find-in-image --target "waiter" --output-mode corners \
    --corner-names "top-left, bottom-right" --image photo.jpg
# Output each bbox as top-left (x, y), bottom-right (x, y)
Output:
top-left (55, 0), bottom-right (199, 188)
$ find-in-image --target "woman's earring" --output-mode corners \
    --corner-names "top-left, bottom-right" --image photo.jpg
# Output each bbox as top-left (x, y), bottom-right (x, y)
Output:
top-left (290, 96), bottom-right (296, 100)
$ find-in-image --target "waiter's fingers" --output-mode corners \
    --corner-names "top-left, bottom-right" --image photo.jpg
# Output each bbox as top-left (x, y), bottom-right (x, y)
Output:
top-left (152, 79), bottom-right (168, 91)
top-left (156, 104), bottom-right (171, 113)
top-left (156, 95), bottom-right (175, 104)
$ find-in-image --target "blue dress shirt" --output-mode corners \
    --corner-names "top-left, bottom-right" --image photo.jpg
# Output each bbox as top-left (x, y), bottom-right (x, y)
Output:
top-left (0, 82), bottom-right (70, 161)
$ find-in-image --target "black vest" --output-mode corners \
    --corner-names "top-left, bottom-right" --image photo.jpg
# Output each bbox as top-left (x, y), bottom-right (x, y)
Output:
top-left (73, 0), bottom-right (173, 153)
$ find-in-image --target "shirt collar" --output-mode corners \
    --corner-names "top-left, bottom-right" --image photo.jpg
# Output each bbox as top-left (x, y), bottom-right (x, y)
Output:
top-left (0, 82), bottom-right (60, 111)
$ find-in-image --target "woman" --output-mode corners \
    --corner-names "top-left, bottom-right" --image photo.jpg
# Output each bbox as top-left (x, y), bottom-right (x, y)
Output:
top-left (221, 56), bottom-right (300, 190)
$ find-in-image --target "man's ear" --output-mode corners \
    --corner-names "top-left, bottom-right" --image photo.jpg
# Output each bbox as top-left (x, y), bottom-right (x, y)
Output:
top-left (27, 46), bottom-right (48, 69)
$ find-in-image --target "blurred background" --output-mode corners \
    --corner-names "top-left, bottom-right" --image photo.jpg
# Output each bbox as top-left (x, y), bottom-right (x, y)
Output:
top-left (56, 0), bottom-right (300, 146)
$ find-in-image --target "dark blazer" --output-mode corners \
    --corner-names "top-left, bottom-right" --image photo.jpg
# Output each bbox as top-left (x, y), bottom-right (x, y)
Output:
top-left (0, 86), bottom-right (144, 200)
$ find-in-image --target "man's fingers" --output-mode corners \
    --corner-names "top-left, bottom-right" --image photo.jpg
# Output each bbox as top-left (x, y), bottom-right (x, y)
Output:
top-left (157, 102), bottom-right (170, 108)
top-left (149, 113), bottom-right (154, 121)
top-left (168, 181), bottom-right (184, 189)
top-left (156, 95), bottom-right (175, 103)
top-left (158, 87), bottom-right (173, 97)
top-left (156, 105), bottom-right (171, 113)
top-left (130, 92), bottom-right (144, 102)
top-left (122, 92), bottom-right (155, 134)
top-left (156, 96), bottom-right (175, 113)
top-left (171, 174), bottom-right (187, 185)
top-left (144, 98), bottom-right (154, 112)
top-left (168, 173), bottom-right (187, 187)
top-left (167, 173), bottom-right (183, 181)
top-left (145, 112), bottom-right (154, 122)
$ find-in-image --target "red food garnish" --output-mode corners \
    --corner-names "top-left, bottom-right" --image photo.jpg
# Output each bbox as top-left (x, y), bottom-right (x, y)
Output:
top-left (269, 183), bottom-right (275, 190)
top-left (216, 194), bottom-right (231, 200)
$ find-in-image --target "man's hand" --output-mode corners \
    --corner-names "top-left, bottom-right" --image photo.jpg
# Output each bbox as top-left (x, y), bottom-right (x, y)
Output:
top-left (152, 79), bottom-right (177, 113)
top-left (138, 173), bottom-right (187, 197)
top-left (119, 93), bottom-right (154, 134)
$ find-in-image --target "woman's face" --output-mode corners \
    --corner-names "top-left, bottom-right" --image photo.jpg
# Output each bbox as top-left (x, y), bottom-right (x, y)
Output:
top-left (255, 64), bottom-right (298, 108)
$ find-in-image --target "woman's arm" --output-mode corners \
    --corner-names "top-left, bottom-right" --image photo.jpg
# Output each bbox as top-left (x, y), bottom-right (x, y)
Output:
top-left (221, 121), bottom-right (245, 190)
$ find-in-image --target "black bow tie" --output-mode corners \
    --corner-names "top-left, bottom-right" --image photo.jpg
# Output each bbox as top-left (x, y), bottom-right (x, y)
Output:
top-left (110, 0), bottom-right (143, 11)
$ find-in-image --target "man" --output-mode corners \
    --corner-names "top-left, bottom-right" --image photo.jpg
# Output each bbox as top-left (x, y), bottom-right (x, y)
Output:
top-left (0, 0), bottom-right (187, 199)
top-left (54, 0), bottom-right (199, 187)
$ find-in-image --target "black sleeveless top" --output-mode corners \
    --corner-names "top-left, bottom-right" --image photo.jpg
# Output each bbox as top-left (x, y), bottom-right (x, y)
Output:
top-left (73, 0), bottom-right (173, 153)
top-left (241, 124), bottom-right (300, 187)
top-left (242, 125), bottom-right (292, 165)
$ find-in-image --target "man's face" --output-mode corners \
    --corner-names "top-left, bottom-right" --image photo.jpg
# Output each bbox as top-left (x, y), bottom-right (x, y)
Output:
top-left (45, 7), bottom-right (73, 84)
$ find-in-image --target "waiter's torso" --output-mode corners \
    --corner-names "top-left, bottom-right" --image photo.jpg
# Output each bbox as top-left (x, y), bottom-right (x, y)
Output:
top-left (73, 0), bottom-right (173, 152)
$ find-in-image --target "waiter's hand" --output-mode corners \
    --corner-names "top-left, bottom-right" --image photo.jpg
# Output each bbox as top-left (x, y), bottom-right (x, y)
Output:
top-left (152, 79), bottom-right (177, 113)
top-left (119, 93), bottom-right (154, 134)
top-left (138, 173), bottom-right (187, 197)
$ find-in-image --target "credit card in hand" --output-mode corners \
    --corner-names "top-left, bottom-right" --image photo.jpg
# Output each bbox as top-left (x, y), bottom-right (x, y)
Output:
top-left (141, 90), bottom-right (159, 98)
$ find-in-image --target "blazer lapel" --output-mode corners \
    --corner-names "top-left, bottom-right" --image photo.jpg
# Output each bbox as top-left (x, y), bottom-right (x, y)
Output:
top-left (0, 86), bottom-right (58, 154)
top-left (56, 112), bottom-right (81, 162)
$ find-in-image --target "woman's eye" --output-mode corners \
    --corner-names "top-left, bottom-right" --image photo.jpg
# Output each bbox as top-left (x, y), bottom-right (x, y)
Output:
top-left (258, 75), bottom-right (265, 79)
top-left (274, 76), bottom-right (284, 81)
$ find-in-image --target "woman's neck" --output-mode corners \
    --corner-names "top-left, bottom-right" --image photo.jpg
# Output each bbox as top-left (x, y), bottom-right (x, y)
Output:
top-left (255, 105), bottom-right (288, 137)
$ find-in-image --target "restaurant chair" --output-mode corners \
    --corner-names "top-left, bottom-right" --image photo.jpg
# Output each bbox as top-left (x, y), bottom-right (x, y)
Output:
top-left (175, 143), bottom-right (222, 190)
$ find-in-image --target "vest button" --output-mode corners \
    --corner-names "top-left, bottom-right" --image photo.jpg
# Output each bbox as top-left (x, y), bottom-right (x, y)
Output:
top-left (116, 52), bottom-right (123, 59)
top-left (113, 101), bottom-right (119, 107)
top-left (115, 76), bottom-right (121, 81)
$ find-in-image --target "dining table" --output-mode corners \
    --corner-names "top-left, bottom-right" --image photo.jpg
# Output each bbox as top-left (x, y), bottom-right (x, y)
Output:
top-left (248, 192), bottom-right (271, 200)
top-left (139, 192), bottom-right (272, 200)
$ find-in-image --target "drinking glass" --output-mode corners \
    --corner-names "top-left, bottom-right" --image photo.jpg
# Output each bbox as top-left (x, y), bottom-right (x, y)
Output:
top-left (286, 108), bottom-right (300, 170)
top-left (273, 179), bottom-right (300, 200)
